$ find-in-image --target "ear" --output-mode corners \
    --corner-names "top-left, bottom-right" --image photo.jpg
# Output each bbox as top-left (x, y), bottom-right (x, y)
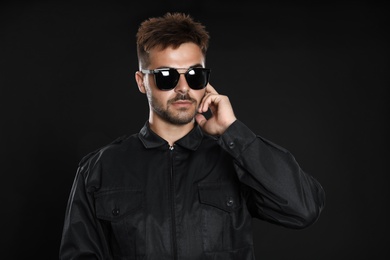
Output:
top-left (135, 71), bottom-right (146, 94)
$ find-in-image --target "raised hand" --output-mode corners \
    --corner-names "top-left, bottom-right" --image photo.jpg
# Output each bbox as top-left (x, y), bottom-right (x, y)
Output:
top-left (195, 84), bottom-right (237, 136)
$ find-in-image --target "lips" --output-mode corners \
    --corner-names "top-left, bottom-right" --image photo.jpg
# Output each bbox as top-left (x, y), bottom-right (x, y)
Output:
top-left (172, 100), bottom-right (192, 104)
top-left (171, 100), bottom-right (193, 107)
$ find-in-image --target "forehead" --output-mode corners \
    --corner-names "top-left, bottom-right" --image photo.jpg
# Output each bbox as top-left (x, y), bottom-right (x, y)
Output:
top-left (148, 42), bottom-right (205, 69)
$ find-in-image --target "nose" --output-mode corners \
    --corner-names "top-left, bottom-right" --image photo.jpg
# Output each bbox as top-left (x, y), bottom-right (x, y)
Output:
top-left (174, 74), bottom-right (189, 94)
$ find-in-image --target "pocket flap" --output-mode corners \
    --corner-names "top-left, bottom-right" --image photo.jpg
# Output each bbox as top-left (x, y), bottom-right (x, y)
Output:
top-left (198, 182), bottom-right (241, 213)
top-left (94, 188), bottom-right (143, 222)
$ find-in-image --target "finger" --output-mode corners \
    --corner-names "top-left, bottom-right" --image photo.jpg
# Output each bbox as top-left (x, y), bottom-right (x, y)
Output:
top-left (198, 95), bottom-right (209, 113)
top-left (198, 90), bottom-right (212, 113)
top-left (195, 113), bottom-right (207, 127)
top-left (205, 84), bottom-right (218, 95)
top-left (200, 93), bottom-right (220, 114)
top-left (199, 92), bottom-right (215, 113)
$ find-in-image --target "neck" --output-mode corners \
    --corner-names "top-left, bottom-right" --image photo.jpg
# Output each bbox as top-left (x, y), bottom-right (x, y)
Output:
top-left (148, 118), bottom-right (195, 146)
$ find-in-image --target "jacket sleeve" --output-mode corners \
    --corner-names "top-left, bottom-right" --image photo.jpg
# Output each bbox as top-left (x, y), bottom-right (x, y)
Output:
top-left (59, 154), bottom-right (111, 260)
top-left (218, 120), bottom-right (326, 229)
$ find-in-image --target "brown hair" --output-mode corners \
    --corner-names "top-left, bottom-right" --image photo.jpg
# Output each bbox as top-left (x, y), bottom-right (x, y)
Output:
top-left (136, 12), bottom-right (210, 69)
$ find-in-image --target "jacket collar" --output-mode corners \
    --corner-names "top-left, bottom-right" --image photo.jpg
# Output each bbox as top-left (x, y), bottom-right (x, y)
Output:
top-left (138, 121), bottom-right (204, 151)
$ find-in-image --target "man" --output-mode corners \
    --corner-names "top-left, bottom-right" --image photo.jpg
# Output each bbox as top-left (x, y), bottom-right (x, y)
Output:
top-left (59, 12), bottom-right (325, 260)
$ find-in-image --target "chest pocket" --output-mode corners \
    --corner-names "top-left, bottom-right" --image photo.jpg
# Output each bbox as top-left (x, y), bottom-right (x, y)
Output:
top-left (94, 188), bottom-right (145, 259)
top-left (94, 188), bottom-right (143, 221)
top-left (198, 181), bottom-right (248, 253)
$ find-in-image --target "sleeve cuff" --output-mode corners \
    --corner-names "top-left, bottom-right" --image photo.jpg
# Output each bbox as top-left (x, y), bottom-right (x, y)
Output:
top-left (218, 120), bottom-right (257, 159)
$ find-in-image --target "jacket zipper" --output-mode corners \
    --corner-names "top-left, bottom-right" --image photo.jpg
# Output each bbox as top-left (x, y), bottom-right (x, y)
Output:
top-left (169, 145), bottom-right (178, 260)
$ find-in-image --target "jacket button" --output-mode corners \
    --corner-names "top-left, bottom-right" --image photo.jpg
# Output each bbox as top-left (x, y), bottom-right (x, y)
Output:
top-left (112, 208), bottom-right (120, 216)
top-left (228, 141), bottom-right (235, 149)
top-left (226, 197), bottom-right (234, 207)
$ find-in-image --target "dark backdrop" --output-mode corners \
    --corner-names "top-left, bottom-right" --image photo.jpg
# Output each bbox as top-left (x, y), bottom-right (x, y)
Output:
top-left (1, 1), bottom-right (388, 259)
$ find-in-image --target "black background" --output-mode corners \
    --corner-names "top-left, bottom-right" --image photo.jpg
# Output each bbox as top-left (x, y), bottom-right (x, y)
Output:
top-left (1, 0), bottom-right (388, 259)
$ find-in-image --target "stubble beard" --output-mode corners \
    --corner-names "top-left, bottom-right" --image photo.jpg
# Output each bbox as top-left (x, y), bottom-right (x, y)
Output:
top-left (151, 94), bottom-right (197, 125)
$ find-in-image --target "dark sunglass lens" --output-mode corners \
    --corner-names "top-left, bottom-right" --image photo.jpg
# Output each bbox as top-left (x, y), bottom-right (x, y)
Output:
top-left (155, 69), bottom-right (179, 90)
top-left (185, 68), bottom-right (210, 90)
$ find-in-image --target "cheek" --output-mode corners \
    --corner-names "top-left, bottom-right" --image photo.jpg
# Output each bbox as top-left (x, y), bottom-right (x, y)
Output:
top-left (147, 87), bottom-right (169, 105)
top-left (144, 77), bottom-right (157, 99)
top-left (144, 84), bottom-right (155, 104)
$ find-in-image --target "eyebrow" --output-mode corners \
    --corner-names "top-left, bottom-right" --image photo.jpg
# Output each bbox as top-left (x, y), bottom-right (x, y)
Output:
top-left (154, 64), bottom-right (204, 70)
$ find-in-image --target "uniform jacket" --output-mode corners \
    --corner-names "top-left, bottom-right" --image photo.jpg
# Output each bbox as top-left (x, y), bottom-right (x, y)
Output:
top-left (59, 120), bottom-right (325, 260)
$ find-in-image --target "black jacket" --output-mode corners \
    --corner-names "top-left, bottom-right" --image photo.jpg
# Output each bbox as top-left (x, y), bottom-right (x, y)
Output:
top-left (59, 120), bottom-right (325, 260)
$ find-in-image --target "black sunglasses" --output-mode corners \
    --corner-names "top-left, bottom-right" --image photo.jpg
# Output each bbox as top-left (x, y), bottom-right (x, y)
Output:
top-left (141, 67), bottom-right (211, 90)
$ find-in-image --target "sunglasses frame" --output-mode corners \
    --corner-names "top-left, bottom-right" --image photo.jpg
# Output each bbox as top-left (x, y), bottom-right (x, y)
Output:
top-left (141, 67), bottom-right (211, 90)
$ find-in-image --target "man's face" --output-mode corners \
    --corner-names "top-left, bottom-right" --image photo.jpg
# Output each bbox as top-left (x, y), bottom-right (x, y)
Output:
top-left (138, 42), bottom-right (207, 125)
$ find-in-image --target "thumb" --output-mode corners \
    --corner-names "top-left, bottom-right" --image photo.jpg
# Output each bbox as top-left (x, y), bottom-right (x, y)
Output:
top-left (195, 113), bottom-right (207, 128)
